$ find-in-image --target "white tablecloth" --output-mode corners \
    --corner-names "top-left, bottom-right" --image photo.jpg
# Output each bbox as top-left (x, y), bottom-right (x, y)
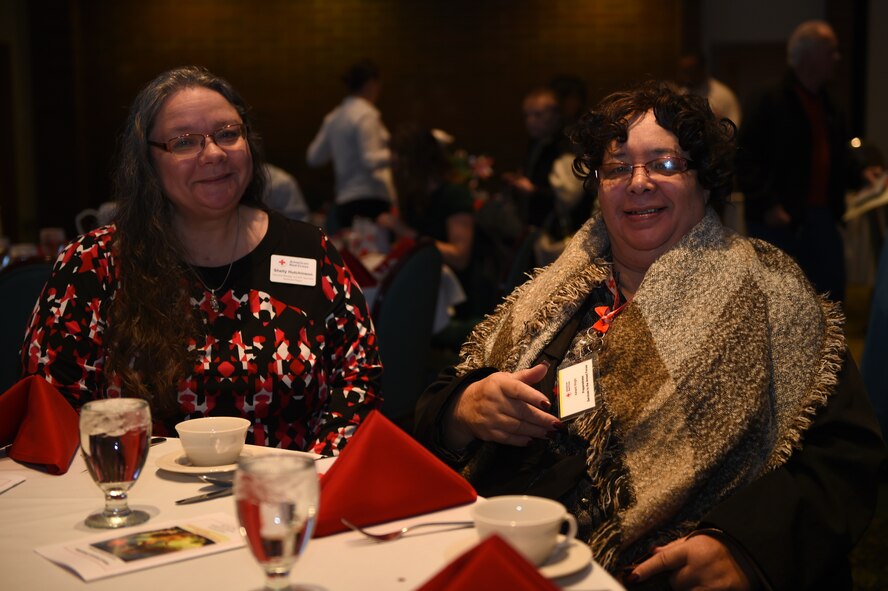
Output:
top-left (0, 439), bottom-right (624, 590)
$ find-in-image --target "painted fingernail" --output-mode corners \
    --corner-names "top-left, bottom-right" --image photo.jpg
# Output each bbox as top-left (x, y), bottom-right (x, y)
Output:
top-left (539, 399), bottom-right (551, 409)
top-left (625, 572), bottom-right (640, 584)
top-left (540, 360), bottom-right (551, 368)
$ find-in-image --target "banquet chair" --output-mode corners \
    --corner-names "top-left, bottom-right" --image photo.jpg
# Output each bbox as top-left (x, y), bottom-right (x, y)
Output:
top-left (371, 241), bottom-right (442, 429)
top-left (0, 261), bottom-right (53, 392)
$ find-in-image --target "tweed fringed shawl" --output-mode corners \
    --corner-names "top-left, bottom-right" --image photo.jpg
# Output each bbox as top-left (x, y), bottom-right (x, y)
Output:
top-left (454, 208), bottom-right (845, 571)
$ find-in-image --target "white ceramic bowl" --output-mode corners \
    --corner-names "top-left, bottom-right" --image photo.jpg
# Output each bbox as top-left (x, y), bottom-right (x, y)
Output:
top-left (175, 417), bottom-right (250, 466)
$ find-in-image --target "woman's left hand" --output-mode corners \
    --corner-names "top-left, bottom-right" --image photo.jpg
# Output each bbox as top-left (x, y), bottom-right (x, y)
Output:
top-left (627, 534), bottom-right (753, 591)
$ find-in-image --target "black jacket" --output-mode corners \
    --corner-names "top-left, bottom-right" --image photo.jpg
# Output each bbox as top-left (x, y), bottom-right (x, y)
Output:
top-left (737, 71), bottom-right (858, 226)
top-left (414, 352), bottom-right (886, 590)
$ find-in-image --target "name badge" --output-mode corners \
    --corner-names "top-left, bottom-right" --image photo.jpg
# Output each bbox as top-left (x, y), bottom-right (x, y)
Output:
top-left (269, 255), bottom-right (317, 286)
top-left (556, 355), bottom-right (599, 420)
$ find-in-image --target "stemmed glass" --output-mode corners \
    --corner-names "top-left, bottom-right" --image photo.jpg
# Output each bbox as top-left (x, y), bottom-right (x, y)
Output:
top-left (79, 398), bottom-right (152, 528)
top-left (235, 455), bottom-right (319, 591)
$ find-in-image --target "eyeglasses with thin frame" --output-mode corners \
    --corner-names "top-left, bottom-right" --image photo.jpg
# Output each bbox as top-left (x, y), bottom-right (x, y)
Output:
top-left (595, 156), bottom-right (694, 183)
top-left (148, 123), bottom-right (246, 157)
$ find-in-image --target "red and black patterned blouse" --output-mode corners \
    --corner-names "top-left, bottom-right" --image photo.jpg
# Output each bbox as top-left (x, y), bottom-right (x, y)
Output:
top-left (22, 210), bottom-right (383, 456)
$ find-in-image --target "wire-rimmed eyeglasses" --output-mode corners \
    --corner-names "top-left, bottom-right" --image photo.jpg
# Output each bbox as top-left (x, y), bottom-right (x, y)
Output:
top-left (148, 123), bottom-right (246, 157)
top-left (595, 156), bottom-right (694, 182)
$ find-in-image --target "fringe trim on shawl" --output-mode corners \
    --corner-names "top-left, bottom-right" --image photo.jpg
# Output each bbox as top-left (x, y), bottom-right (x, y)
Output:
top-left (453, 272), bottom-right (534, 377)
top-left (454, 254), bottom-right (629, 570)
top-left (765, 294), bottom-right (846, 470)
top-left (449, 211), bottom-right (847, 576)
top-left (576, 411), bottom-right (633, 572)
top-left (456, 262), bottom-right (609, 377)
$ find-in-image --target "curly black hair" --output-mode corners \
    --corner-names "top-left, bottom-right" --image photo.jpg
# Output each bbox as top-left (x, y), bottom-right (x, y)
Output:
top-left (571, 80), bottom-right (736, 204)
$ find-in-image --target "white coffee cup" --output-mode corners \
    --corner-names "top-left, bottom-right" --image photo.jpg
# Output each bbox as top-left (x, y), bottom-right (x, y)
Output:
top-left (175, 417), bottom-right (250, 466)
top-left (470, 495), bottom-right (578, 566)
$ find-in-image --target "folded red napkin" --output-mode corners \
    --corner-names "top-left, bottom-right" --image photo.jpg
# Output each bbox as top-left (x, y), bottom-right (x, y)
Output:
top-left (0, 375), bottom-right (80, 474)
top-left (418, 534), bottom-right (559, 591)
top-left (314, 410), bottom-right (477, 537)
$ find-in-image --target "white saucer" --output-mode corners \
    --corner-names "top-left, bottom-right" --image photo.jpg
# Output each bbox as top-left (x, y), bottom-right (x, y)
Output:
top-left (155, 444), bottom-right (323, 474)
top-left (446, 534), bottom-right (593, 579)
top-left (155, 447), bottom-right (255, 474)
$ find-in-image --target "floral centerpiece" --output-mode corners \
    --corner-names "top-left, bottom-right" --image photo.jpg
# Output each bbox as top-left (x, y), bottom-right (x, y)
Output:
top-left (450, 148), bottom-right (494, 193)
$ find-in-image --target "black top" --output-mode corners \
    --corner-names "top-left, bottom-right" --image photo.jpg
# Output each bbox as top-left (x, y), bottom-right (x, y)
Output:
top-left (23, 210), bottom-right (383, 455)
top-left (737, 71), bottom-right (860, 225)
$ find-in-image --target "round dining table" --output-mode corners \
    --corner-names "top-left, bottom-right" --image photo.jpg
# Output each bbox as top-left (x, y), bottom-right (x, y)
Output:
top-left (0, 438), bottom-right (624, 590)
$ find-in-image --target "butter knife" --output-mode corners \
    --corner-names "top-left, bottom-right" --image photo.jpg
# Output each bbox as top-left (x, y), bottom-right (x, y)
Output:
top-left (175, 488), bottom-right (233, 505)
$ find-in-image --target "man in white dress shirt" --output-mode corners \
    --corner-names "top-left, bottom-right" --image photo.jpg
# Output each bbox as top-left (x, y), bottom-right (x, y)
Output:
top-left (307, 60), bottom-right (395, 229)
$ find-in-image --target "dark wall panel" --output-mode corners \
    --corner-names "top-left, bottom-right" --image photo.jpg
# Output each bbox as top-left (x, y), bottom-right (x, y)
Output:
top-left (0, 43), bottom-right (17, 240)
top-left (28, 0), bottom-right (688, 232)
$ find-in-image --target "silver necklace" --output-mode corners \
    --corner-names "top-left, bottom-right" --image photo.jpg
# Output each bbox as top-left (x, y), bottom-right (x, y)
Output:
top-left (189, 211), bottom-right (240, 313)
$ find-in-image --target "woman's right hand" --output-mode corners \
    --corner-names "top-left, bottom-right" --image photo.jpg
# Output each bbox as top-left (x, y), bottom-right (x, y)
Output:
top-left (443, 363), bottom-right (561, 449)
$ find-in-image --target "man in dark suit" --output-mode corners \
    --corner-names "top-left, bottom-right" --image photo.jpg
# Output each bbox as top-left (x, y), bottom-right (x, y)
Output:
top-left (738, 20), bottom-right (861, 303)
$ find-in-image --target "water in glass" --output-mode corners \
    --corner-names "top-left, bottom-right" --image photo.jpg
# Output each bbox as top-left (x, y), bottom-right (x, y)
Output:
top-left (235, 455), bottom-right (319, 591)
top-left (79, 398), bottom-right (151, 528)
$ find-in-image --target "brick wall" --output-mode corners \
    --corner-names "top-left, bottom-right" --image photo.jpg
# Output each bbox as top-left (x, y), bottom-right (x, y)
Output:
top-left (28, 0), bottom-right (687, 231)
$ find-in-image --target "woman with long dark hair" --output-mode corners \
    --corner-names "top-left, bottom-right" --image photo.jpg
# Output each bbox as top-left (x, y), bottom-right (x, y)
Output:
top-left (22, 66), bottom-right (382, 455)
top-left (378, 125), bottom-right (475, 272)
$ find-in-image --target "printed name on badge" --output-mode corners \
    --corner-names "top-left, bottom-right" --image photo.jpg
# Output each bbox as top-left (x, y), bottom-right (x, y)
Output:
top-left (556, 357), bottom-right (598, 420)
top-left (269, 255), bottom-right (317, 286)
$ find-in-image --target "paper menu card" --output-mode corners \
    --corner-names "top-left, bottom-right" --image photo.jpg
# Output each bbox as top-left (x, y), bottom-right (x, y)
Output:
top-left (35, 513), bottom-right (244, 581)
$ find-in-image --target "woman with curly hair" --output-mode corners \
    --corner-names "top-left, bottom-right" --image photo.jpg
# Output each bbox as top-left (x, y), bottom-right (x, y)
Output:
top-left (414, 81), bottom-right (884, 589)
top-left (22, 66), bottom-right (382, 456)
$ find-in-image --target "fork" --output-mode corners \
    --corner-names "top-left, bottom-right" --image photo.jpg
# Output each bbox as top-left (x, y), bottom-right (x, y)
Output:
top-left (341, 517), bottom-right (473, 541)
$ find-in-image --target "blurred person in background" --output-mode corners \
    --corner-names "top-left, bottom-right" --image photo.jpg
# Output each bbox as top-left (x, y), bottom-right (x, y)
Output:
top-left (504, 85), bottom-right (572, 226)
top-left (504, 85), bottom-right (591, 265)
top-left (262, 163), bottom-right (309, 221)
top-left (378, 125), bottom-right (474, 273)
top-left (675, 50), bottom-right (742, 127)
top-left (307, 59), bottom-right (395, 229)
top-left (737, 20), bottom-right (879, 303)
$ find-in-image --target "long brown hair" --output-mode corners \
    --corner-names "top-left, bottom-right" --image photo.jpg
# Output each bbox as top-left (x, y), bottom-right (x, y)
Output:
top-left (105, 66), bottom-right (267, 418)
top-left (391, 125), bottom-right (451, 228)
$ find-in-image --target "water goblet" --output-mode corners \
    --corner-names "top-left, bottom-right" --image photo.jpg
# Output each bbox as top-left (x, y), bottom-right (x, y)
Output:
top-left (79, 398), bottom-right (152, 528)
top-left (235, 455), bottom-right (319, 591)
